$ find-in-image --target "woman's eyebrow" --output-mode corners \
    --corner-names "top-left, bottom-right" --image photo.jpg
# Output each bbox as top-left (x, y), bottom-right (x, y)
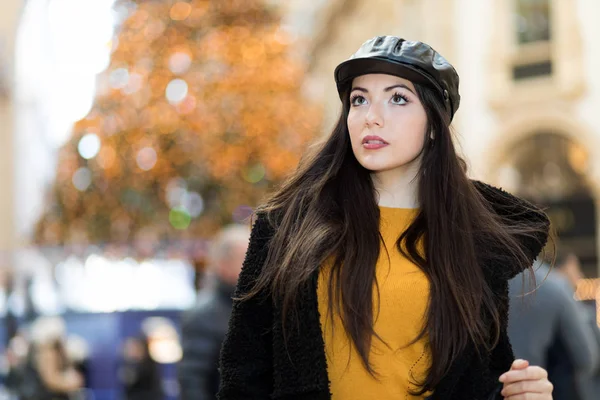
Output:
top-left (350, 84), bottom-right (415, 95)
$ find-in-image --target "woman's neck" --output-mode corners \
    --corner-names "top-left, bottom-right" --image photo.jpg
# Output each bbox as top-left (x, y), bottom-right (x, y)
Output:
top-left (371, 162), bottom-right (420, 209)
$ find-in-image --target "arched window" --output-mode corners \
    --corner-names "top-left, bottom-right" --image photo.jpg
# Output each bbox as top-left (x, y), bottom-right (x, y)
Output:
top-left (516, 0), bottom-right (551, 44)
top-left (488, 0), bottom-right (583, 108)
top-left (513, 0), bottom-right (552, 80)
top-left (496, 133), bottom-right (598, 280)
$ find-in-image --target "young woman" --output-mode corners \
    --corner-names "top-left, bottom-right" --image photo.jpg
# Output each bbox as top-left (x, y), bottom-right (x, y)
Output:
top-left (218, 36), bottom-right (554, 400)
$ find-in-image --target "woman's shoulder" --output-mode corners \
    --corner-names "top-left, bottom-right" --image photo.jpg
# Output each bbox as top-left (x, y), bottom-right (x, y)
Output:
top-left (249, 211), bottom-right (277, 240)
top-left (234, 212), bottom-right (278, 296)
top-left (242, 212), bottom-right (277, 269)
top-left (471, 180), bottom-right (549, 228)
top-left (471, 180), bottom-right (551, 275)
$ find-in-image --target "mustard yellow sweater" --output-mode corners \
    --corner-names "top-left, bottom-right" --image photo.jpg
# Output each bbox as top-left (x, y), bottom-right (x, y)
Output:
top-left (317, 207), bottom-right (432, 399)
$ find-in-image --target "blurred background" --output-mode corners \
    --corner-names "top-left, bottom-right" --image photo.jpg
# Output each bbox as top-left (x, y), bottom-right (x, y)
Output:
top-left (0, 0), bottom-right (598, 399)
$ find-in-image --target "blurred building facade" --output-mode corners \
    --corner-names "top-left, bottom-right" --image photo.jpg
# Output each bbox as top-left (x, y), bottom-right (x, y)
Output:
top-left (288, 0), bottom-right (600, 287)
top-left (0, 0), bottom-right (600, 286)
top-left (0, 0), bottom-right (19, 265)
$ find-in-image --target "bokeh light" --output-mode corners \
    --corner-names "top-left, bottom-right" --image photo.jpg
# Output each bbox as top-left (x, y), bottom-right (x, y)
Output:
top-left (143, 317), bottom-right (183, 364)
top-left (165, 178), bottom-right (187, 208)
top-left (78, 133), bottom-right (101, 160)
top-left (122, 72), bottom-right (144, 94)
top-left (97, 146), bottom-right (117, 170)
top-left (170, 2), bottom-right (192, 21)
top-left (109, 68), bottom-right (130, 90)
top-left (175, 95), bottom-right (197, 115)
top-left (166, 187), bottom-right (187, 210)
top-left (34, 0), bottom-right (321, 252)
top-left (168, 51), bottom-right (192, 75)
top-left (72, 167), bottom-right (92, 191)
top-left (233, 205), bottom-right (253, 223)
top-left (165, 79), bottom-right (188, 105)
top-left (244, 164), bottom-right (266, 183)
top-left (136, 147), bottom-right (158, 171)
top-left (185, 192), bottom-right (204, 218)
top-left (169, 207), bottom-right (192, 230)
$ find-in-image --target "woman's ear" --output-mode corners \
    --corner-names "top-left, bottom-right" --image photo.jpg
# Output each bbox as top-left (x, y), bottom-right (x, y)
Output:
top-left (430, 131), bottom-right (435, 140)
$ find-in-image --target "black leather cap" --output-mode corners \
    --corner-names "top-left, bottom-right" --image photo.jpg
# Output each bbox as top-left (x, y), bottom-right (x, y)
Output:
top-left (334, 36), bottom-right (460, 120)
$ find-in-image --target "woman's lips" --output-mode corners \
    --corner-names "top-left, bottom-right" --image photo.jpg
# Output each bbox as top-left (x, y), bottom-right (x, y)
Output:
top-left (363, 142), bottom-right (388, 149)
top-left (362, 136), bottom-right (389, 150)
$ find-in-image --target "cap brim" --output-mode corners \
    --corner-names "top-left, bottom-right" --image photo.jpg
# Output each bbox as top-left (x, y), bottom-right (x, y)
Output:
top-left (334, 57), bottom-right (443, 99)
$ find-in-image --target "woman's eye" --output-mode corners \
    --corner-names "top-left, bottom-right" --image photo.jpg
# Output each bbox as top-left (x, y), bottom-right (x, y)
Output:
top-left (391, 94), bottom-right (408, 105)
top-left (350, 95), bottom-right (367, 106)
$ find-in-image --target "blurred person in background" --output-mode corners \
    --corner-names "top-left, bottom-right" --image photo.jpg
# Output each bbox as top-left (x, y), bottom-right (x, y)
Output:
top-left (65, 335), bottom-right (91, 391)
top-left (219, 36), bottom-right (553, 399)
top-left (119, 335), bottom-right (163, 400)
top-left (508, 255), bottom-right (599, 400)
top-left (549, 252), bottom-right (600, 400)
top-left (178, 224), bottom-right (250, 400)
top-left (3, 332), bottom-right (29, 399)
top-left (21, 316), bottom-right (83, 400)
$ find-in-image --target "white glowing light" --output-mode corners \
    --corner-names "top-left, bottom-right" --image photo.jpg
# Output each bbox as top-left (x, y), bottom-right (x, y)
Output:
top-left (78, 133), bottom-right (101, 159)
top-left (166, 79), bottom-right (188, 104)
top-left (185, 192), bottom-right (204, 217)
top-left (109, 68), bottom-right (130, 89)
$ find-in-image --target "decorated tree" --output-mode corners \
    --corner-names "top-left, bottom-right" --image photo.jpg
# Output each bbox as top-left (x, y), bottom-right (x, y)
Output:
top-left (34, 0), bottom-right (321, 258)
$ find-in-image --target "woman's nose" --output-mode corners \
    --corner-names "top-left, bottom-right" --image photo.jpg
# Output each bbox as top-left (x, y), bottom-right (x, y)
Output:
top-left (365, 104), bottom-right (383, 127)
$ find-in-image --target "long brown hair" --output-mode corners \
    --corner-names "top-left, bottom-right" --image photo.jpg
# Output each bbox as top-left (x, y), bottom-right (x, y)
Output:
top-left (243, 82), bottom-right (547, 394)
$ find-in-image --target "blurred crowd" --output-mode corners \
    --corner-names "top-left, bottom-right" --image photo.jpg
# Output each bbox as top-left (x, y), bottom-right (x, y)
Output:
top-left (1, 316), bottom-right (165, 400)
top-left (0, 223), bottom-right (251, 400)
top-left (3, 317), bottom-right (90, 399)
top-left (0, 224), bottom-right (598, 400)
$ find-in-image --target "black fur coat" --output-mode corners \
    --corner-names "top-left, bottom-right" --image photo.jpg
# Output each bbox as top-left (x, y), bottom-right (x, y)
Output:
top-left (218, 182), bottom-right (550, 400)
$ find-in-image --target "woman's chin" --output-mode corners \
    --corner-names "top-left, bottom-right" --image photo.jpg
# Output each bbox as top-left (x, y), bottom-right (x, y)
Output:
top-left (360, 161), bottom-right (398, 173)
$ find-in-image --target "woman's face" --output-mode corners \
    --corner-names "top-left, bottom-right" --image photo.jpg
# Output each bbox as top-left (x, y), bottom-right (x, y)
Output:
top-left (347, 74), bottom-right (428, 174)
